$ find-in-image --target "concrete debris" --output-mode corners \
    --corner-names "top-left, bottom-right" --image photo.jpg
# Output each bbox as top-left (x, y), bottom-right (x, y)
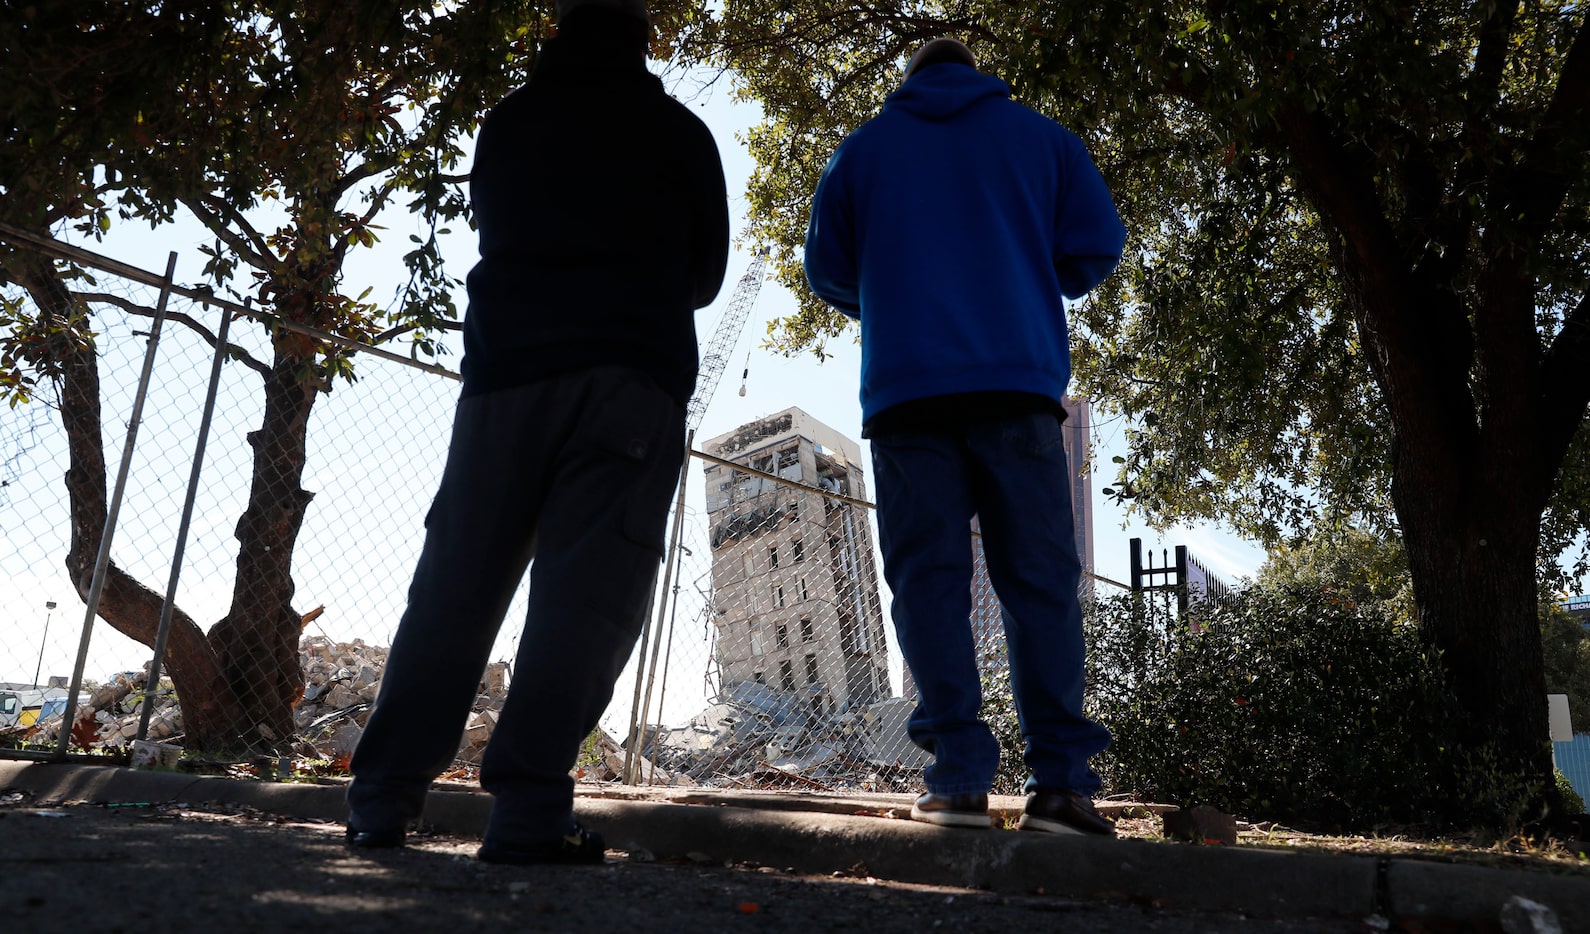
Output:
top-left (1501, 896), bottom-right (1564, 934)
top-left (294, 638), bottom-right (510, 766)
top-left (12, 638), bottom-right (517, 772)
top-left (10, 637), bottom-right (929, 793)
top-left (7, 669), bottom-right (184, 753)
top-left (638, 682), bottom-right (928, 791)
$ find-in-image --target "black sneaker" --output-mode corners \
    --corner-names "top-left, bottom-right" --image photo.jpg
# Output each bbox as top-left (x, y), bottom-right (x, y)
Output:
top-left (909, 792), bottom-right (992, 829)
top-left (345, 825), bottom-right (406, 849)
top-left (477, 823), bottom-right (607, 865)
top-left (1018, 790), bottom-right (1115, 836)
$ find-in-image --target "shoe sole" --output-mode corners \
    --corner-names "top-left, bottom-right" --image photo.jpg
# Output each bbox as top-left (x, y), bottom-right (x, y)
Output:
top-left (910, 804), bottom-right (993, 829)
top-left (1017, 813), bottom-right (1111, 836)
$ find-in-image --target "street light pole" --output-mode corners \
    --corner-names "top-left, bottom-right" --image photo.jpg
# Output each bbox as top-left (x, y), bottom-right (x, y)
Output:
top-left (33, 600), bottom-right (57, 689)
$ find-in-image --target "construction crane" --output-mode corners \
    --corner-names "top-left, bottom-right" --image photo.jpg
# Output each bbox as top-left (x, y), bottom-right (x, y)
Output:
top-left (625, 247), bottom-right (769, 782)
top-left (686, 247), bottom-right (769, 430)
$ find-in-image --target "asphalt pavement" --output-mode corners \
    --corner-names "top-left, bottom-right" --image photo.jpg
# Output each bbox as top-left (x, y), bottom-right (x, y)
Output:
top-left (3, 759), bottom-right (1587, 932)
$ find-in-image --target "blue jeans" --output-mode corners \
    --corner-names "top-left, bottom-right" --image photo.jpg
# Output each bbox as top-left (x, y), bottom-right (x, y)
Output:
top-left (872, 413), bottom-right (1109, 796)
top-left (348, 367), bottom-right (685, 845)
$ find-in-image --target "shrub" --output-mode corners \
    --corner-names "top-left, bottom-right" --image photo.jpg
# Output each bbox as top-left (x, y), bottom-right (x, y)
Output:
top-left (983, 585), bottom-right (1538, 832)
top-left (1557, 770), bottom-right (1586, 816)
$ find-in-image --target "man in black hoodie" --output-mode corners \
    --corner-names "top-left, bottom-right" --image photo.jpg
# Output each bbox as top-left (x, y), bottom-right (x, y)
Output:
top-left (346, 0), bottom-right (729, 865)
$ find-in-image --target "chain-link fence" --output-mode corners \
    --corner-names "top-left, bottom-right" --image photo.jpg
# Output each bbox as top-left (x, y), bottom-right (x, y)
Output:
top-left (0, 226), bottom-right (464, 771)
top-left (2, 226), bottom-right (1116, 796)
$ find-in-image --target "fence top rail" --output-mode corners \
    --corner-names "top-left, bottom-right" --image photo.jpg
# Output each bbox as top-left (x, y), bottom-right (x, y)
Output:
top-left (0, 220), bottom-right (462, 382)
top-left (690, 446), bottom-right (876, 511)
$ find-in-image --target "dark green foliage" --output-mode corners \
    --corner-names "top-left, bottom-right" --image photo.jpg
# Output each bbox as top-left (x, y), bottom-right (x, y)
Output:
top-left (1557, 770), bottom-right (1586, 816)
top-left (984, 587), bottom-right (1546, 831)
top-left (1541, 602), bottom-right (1590, 730)
top-left (979, 656), bottom-right (1024, 797)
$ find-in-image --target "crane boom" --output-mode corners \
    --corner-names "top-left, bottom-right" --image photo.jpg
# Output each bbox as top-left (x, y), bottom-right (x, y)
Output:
top-left (686, 248), bottom-right (768, 431)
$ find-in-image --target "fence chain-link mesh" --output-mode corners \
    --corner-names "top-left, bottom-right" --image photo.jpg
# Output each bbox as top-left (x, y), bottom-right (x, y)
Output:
top-left (610, 414), bottom-right (925, 793)
top-left (3, 230), bottom-right (1106, 796)
top-left (1, 233), bottom-right (466, 771)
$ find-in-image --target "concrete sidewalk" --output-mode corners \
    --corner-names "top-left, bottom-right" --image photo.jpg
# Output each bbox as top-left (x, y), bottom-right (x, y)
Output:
top-left (4, 759), bottom-right (1587, 930)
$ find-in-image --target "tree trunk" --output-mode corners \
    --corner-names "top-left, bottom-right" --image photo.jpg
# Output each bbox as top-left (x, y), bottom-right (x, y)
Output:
top-left (1346, 253), bottom-right (1556, 809)
top-left (1277, 101), bottom-right (1565, 812)
top-left (17, 249), bottom-right (252, 750)
top-left (1394, 441), bottom-right (1553, 791)
top-left (207, 328), bottom-right (318, 748)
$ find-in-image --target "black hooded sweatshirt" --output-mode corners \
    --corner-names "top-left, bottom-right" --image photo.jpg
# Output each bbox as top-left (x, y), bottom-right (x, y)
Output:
top-left (460, 8), bottom-right (730, 408)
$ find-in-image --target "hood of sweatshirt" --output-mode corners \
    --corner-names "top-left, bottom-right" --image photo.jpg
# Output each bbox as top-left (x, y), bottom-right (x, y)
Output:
top-left (883, 63), bottom-right (1011, 121)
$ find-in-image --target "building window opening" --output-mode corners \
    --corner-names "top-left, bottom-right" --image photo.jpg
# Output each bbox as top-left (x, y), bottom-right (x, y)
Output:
top-left (799, 577), bottom-right (809, 601)
top-left (800, 618), bottom-right (814, 643)
top-left (792, 538), bottom-right (804, 562)
top-left (780, 660), bottom-right (795, 691)
top-left (776, 585), bottom-right (785, 608)
top-left (776, 623), bottom-right (789, 649)
top-left (770, 545), bottom-right (779, 568)
top-left (777, 446), bottom-right (801, 480)
top-left (805, 654), bottom-right (819, 684)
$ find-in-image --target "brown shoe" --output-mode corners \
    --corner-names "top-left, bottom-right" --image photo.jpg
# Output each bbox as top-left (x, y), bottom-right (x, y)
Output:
top-left (1018, 790), bottom-right (1115, 836)
top-left (909, 792), bottom-right (992, 828)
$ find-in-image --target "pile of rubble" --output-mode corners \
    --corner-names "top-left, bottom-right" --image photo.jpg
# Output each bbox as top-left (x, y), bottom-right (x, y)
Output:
top-left (293, 636), bottom-right (510, 766)
top-left (10, 638), bottom-right (513, 768)
top-left (10, 641), bottom-right (931, 794)
top-left (4, 670), bottom-right (182, 750)
top-left (638, 682), bottom-right (929, 791)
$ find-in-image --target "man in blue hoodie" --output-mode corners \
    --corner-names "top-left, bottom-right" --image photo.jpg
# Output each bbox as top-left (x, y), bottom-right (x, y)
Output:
top-left (805, 39), bottom-right (1125, 835)
top-left (346, 0), bottom-right (729, 863)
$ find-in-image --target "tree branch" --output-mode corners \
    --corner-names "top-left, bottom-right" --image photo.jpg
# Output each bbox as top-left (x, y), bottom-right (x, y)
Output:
top-left (1540, 290), bottom-right (1590, 471)
top-left (1274, 102), bottom-right (1477, 460)
top-left (72, 291), bottom-right (272, 378)
top-left (180, 195), bottom-right (273, 270)
top-left (1519, 16), bottom-right (1590, 238)
top-left (328, 160), bottom-right (386, 202)
top-left (372, 319), bottom-right (462, 344)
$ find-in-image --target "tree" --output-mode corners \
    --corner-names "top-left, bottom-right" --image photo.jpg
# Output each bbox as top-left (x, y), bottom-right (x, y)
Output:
top-left (0, 0), bottom-right (549, 751)
top-left (1256, 526), bottom-right (1415, 619)
top-left (691, 1), bottom-right (1590, 813)
top-left (2, 0), bottom-right (275, 748)
top-left (3, 0), bottom-right (718, 753)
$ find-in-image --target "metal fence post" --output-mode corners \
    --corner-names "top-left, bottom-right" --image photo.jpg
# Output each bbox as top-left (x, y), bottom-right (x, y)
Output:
top-left (645, 558), bottom-right (691, 782)
top-left (1174, 544), bottom-right (1190, 617)
top-left (136, 304), bottom-right (236, 743)
top-left (624, 428), bottom-right (695, 784)
top-left (54, 252), bottom-right (178, 761)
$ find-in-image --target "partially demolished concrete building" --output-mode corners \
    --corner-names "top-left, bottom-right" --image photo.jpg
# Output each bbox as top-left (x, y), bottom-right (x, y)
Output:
top-left (701, 408), bottom-right (892, 717)
top-left (634, 408), bottom-right (924, 789)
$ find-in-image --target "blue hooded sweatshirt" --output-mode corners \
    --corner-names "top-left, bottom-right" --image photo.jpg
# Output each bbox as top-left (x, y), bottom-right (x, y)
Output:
top-left (804, 64), bottom-right (1125, 425)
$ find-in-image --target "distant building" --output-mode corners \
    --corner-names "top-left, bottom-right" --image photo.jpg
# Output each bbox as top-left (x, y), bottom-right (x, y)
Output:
top-left (1564, 595), bottom-right (1590, 625)
top-left (970, 397), bottom-right (1095, 675)
top-left (701, 408), bottom-right (892, 717)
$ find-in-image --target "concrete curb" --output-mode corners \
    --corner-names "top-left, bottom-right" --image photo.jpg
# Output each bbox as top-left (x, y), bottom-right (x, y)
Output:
top-left (578, 797), bottom-right (1379, 919)
top-left (6, 760), bottom-right (1589, 927)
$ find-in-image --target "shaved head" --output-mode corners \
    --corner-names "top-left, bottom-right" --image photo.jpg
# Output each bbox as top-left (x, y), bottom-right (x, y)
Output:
top-left (904, 38), bottom-right (976, 78)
